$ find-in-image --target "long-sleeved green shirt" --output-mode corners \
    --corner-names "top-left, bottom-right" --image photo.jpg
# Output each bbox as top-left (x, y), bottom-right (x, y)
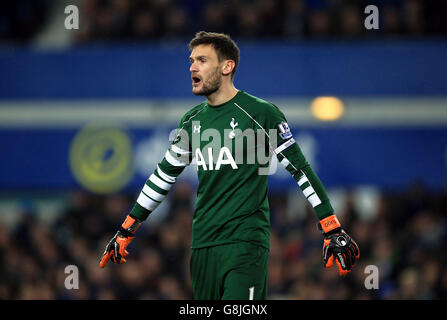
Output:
top-left (130, 90), bottom-right (334, 249)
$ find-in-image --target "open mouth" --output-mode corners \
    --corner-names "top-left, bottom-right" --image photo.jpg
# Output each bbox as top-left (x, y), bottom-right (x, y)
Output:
top-left (192, 76), bottom-right (201, 86)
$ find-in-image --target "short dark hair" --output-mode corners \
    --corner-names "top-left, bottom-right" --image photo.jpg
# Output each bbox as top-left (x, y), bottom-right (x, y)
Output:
top-left (189, 31), bottom-right (240, 79)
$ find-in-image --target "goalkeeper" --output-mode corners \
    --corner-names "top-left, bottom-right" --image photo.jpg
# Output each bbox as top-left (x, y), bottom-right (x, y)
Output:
top-left (100, 31), bottom-right (360, 300)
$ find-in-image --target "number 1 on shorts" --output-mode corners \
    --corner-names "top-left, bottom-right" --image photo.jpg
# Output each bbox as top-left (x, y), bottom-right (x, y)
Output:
top-left (249, 286), bottom-right (255, 300)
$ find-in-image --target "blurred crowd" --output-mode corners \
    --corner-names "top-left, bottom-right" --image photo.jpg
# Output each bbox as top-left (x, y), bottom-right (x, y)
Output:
top-left (0, 180), bottom-right (446, 300)
top-left (2, 0), bottom-right (447, 44)
top-left (0, 0), bottom-right (50, 42)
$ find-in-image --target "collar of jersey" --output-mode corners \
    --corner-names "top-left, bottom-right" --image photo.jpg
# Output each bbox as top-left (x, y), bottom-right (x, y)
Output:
top-left (206, 90), bottom-right (243, 111)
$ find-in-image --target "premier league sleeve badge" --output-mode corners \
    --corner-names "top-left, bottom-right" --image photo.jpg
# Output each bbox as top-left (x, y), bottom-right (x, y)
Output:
top-left (278, 121), bottom-right (293, 139)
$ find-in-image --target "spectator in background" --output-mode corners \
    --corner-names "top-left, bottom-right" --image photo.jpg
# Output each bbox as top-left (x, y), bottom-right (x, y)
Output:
top-left (339, 4), bottom-right (364, 37)
top-left (0, 0), bottom-right (50, 43)
top-left (382, 5), bottom-right (403, 35)
top-left (258, 0), bottom-right (283, 38)
top-left (202, 2), bottom-right (231, 35)
top-left (163, 6), bottom-right (191, 40)
top-left (283, 0), bottom-right (306, 38)
top-left (403, 0), bottom-right (424, 35)
top-left (307, 9), bottom-right (331, 37)
top-left (131, 10), bottom-right (161, 39)
top-left (76, 0), bottom-right (98, 43)
top-left (235, 3), bottom-right (263, 38)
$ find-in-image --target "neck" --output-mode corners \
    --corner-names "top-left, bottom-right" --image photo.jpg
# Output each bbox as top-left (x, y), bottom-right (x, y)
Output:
top-left (207, 82), bottom-right (238, 106)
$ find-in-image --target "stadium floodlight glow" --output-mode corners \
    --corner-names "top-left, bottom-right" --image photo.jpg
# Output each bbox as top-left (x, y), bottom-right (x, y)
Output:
top-left (310, 96), bottom-right (344, 121)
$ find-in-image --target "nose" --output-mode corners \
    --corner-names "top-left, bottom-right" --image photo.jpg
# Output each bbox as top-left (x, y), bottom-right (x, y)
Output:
top-left (190, 62), bottom-right (198, 73)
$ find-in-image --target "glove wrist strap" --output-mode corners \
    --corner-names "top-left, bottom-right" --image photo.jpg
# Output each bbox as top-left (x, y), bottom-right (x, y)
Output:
top-left (319, 214), bottom-right (341, 234)
top-left (120, 215), bottom-right (142, 235)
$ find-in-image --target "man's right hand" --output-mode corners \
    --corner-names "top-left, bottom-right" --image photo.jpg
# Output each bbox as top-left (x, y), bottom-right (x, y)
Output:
top-left (99, 215), bottom-right (142, 268)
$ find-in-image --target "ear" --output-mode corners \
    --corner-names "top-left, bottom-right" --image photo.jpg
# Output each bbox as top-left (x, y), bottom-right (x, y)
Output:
top-left (222, 60), bottom-right (235, 77)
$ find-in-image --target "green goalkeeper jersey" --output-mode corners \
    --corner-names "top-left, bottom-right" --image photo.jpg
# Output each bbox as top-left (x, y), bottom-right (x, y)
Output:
top-left (130, 90), bottom-right (334, 249)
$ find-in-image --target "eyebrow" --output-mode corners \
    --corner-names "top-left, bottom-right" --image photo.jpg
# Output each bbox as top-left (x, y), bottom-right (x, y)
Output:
top-left (189, 55), bottom-right (208, 62)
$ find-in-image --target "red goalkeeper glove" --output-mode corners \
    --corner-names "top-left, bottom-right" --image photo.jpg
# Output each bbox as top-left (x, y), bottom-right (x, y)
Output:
top-left (318, 215), bottom-right (360, 276)
top-left (99, 215), bottom-right (142, 268)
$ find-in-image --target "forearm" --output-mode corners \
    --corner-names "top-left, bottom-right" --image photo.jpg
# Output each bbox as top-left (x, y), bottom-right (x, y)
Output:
top-left (275, 140), bottom-right (359, 275)
top-left (276, 143), bottom-right (334, 221)
top-left (129, 164), bottom-right (176, 221)
top-left (130, 144), bottom-right (191, 221)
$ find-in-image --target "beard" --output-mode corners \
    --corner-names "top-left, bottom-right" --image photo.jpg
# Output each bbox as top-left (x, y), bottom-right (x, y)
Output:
top-left (193, 67), bottom-right (222, 96)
